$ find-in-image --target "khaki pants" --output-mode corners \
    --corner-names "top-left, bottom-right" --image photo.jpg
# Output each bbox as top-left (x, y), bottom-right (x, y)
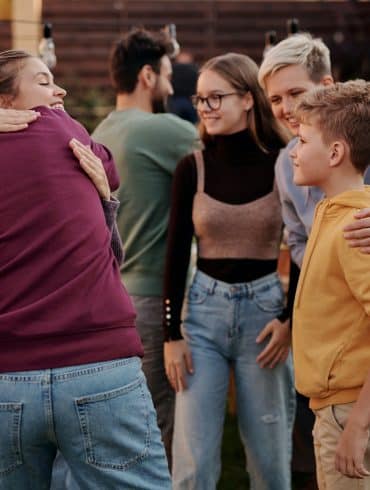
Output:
top-left (313, 403), bottom-right (370, 489)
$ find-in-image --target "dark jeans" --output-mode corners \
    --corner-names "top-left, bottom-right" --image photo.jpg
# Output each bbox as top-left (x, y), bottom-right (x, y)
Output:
top-left (131, 295), bottom-right (175, 470)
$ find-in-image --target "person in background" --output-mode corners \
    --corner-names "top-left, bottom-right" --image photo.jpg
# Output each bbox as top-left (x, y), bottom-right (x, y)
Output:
top-left (92, 28), bottom-right (199, 467)
top-left (0, 50), bottom-right (170, 490)
top-left (259, 33), bottom-right (370, 490)
top-left (163, 52), bottom-right (295, 490)
top-left (291, 79), bottom-right (370, 489)
top-left (168, 50), bottom-right (199, 124)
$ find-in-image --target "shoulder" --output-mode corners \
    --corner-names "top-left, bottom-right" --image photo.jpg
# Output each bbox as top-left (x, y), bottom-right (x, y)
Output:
top-left (142, 113), bottom-right (198, 138)
top-left (35, 107), bottom-right (89, 140)
top-left (175, 152), bottom-right (196, 177)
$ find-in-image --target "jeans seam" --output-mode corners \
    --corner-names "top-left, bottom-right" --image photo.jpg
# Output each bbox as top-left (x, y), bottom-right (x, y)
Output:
top-left (0, 403), bottom-right (23, 476)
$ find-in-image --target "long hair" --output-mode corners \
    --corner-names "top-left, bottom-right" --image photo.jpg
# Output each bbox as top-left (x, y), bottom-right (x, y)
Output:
top-left (198, 53), bottom-right (288, 151)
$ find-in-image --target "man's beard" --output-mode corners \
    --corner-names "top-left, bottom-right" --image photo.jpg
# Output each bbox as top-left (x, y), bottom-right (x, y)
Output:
top-left (152, 96), bottom-right (167, 114)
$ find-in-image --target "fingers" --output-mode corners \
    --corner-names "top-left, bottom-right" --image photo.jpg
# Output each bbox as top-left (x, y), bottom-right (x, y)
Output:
top-left (166, 360), bottom-right (187, 392)
top-left (167, 363), bottom-right (179, 392)
top-left (346, 237), bottom-right (370, 249)
top-left (257, 345), bottom-right (288, 369)
top-left (0, 109), bottom-right (40, 132)
top-left (348, 208), bottom-right (370, 221)
top-left (164, 340), bottom-right (194, 392)
top-left (256, 320), bottom-right (291, 368)
top-left (69, 138), bottom-right (110, 200)
top-left (184, 351), bottom-right (194, 375)
top-left (255, 323), bottom-right (272, 344)
top-left (343, 217), bottom-right (370, 235)
top-left (335, 454), bottom-right (370, 479)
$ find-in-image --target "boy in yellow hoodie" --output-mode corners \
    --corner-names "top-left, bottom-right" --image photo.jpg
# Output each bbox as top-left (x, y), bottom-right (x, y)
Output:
top-left (290, 79), bottom-right (370, 489)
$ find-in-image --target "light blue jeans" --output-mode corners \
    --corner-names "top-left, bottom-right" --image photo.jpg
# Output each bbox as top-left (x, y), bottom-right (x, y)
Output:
top-left (173, 270), bottom-right (295, 490)
top-left (0, 357), bottom-right (171, 490)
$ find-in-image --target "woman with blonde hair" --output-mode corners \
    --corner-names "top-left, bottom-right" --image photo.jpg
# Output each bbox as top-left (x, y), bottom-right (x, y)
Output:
top-left (163, 52), bottom-right (295, 489)
top-left (0, 50), bottom-right (170, 490)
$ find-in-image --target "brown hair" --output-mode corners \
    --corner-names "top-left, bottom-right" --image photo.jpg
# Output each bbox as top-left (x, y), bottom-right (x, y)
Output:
top-left (0, 50), bottom-right (32, 101)
top-left (198, 53), bottom-right (288, 151)
top-left (295, 80), bottom-right (370, 173)
top-left (110, 28), bottom-right (168, 94)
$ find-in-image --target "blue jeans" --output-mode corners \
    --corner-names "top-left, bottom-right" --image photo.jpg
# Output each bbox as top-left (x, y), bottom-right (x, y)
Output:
top-left (0, 357), bottom-right (171, 490)
top-left (172, 270), bottom-right (295, 490)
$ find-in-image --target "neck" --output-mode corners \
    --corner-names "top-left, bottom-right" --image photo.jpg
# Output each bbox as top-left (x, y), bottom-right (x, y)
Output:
top-left (116, 91), bottom-right (153, 113)
top-left (322, 172), bottom-right (364, 198)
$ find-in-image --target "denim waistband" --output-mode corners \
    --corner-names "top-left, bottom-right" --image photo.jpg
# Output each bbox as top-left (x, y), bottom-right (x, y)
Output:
top-left (0, 356), bottom-right (140, 382)
top-left (192, 269), bottom-right (281, 298)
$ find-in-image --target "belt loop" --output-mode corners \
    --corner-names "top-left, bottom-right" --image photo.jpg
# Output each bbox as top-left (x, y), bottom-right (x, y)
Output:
top-left (208, 280), bottom-right (217, 295)
top-left (247, 283), bottom-right (253, 298)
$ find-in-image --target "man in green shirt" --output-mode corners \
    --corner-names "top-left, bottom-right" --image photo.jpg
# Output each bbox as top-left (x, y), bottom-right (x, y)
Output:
top-left (93, 28), bottom-right (199, 467)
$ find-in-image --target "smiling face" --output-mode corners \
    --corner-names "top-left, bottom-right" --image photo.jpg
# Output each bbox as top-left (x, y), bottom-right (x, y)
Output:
top-left (196, 68), bottom-right (251, 136)
top-left (290, 122), bottom-right (331, 187)
top-left (9, 57), bottom-right (66, 110)
top-left (265, 64), bottom-right (320, 136)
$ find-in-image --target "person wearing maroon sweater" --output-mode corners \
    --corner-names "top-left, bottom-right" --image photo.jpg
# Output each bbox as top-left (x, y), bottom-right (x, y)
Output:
top-left (0, 50), bottom-right (171, 490)
top-left (163, 53), bottom-right (295, 489)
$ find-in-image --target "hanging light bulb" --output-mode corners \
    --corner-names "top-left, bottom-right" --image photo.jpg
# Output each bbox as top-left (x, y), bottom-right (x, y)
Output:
top-left (39, 22), bottom-right (56, 69)
top-left (165, 24), bottom-right (180, 59)
top-left (287, 18), bottom-right (300, 36)
top-left (263, 30), bottom-right (277, 58)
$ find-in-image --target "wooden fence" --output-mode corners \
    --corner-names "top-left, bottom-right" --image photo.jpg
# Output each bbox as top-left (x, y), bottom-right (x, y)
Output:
top-left (41, 0), bottom-right (370, 92)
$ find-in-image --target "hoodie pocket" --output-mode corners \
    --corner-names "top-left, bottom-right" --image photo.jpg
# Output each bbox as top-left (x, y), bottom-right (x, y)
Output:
top-left (326, 344), bottom-right (345, 393)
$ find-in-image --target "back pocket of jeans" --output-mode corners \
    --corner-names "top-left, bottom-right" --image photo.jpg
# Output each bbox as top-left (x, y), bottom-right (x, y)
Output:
top-left (75, 375), bottom-right (151, 470)
top-left (0, 403), bottom-right (23, 476)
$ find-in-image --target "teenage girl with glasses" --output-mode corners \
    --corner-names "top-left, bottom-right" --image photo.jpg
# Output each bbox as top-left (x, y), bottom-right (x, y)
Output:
top-left (163, 53), bottom-right (295, 489)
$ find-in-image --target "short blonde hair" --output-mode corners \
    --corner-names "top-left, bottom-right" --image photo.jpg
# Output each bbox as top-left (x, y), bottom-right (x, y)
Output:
top-left (258, 33), bottom-right (331, 90)
top-left (295, 80), bottom-right (370, 173)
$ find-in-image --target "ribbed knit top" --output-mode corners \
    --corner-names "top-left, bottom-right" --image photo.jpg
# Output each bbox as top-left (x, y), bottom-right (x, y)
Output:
top-left (193, 150), bottom-right (282, 260)
top-left (163, 129), bottom-right (286, 340)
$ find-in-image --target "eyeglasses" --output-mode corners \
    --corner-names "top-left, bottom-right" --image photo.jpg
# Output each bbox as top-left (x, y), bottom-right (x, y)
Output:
top-left (191, 92), bottom-right (239, 111)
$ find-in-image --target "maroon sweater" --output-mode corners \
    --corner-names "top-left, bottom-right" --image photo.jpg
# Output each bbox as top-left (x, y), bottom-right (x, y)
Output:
top-left (0, 107), bottom-right (143, 372)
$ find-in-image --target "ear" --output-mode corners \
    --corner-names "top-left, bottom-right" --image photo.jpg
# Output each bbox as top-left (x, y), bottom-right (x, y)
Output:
top-left (328, 141), bottom-right (345, 168)
top-left (242, 91), bottom-right (254, 111)
top-left (320, 75), bottom-right (334, 87)
top-left (138, 64), bottom-right (157, 90)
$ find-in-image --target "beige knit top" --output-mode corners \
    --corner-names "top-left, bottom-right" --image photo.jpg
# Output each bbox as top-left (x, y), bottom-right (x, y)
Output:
top-left (192, 150), bottom-right (283, 260)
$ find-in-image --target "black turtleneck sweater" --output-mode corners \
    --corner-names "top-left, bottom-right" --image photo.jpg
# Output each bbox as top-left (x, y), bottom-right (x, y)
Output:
top-left (163, 129), bottom-right (290, 341)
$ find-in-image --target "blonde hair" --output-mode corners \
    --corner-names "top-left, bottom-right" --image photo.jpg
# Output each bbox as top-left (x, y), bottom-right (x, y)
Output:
top-left (0, 50), bottom-right (32, 100)
top-left (258, 33), bottom-right (331, 90)
top-left (199, 52), bottom-right (288, 151)
top-left (295, 80), bottom-right (370, 173)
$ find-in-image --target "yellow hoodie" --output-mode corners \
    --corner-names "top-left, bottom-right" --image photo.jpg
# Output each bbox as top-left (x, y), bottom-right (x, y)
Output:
top-left (293, 187), bottom-right (370, 410)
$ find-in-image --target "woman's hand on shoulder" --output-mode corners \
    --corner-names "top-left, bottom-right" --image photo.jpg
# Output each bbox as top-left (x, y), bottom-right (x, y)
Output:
top-left (164, 339), bottom-right (194, 392)
top-left (69, 138), bottom-right (110, 200)
top-left (256, 318), bottom-right (291, 369)
top-left (343, 208), bottom-right (370, 254)
top-left (0, 108), bottom-right (39, 132)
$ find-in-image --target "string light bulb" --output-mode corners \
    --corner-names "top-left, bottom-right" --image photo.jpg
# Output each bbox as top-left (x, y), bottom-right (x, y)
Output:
top-left (39, 22), bottom-right (56, 69)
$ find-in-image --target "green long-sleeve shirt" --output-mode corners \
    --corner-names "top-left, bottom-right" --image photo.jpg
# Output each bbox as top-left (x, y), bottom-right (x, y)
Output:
top-left (93, 109), bottom-right (199, 296)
